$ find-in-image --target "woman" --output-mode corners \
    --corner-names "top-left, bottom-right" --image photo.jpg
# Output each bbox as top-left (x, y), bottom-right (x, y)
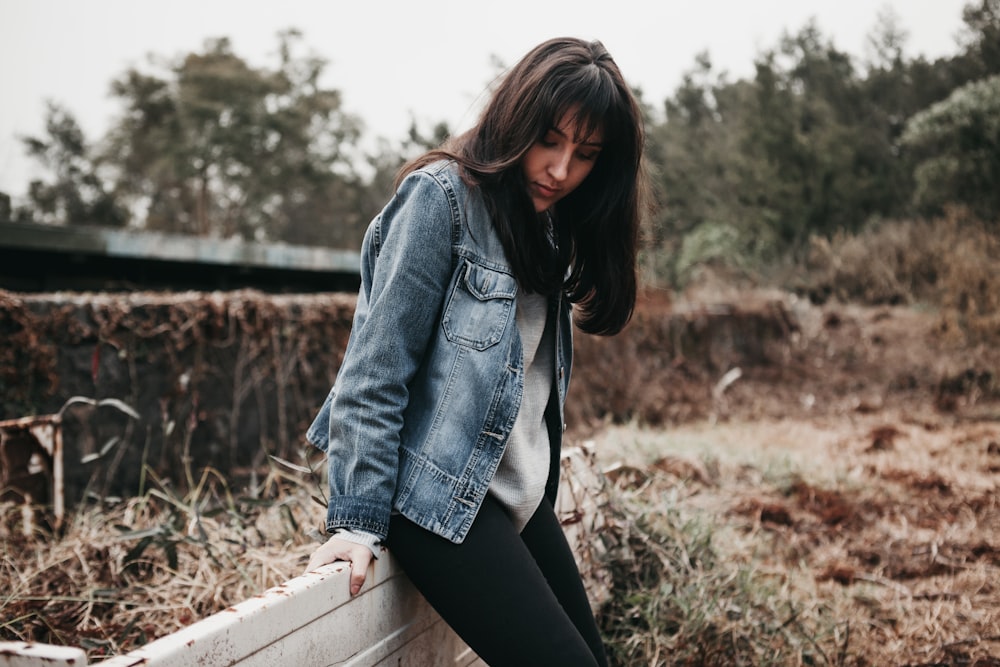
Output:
top-left (305, 36), bottom-right (646, 666)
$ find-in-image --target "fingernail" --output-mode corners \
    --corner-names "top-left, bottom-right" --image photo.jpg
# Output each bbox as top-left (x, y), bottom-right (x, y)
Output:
top-left (351, 585), bottom-right (360, 595)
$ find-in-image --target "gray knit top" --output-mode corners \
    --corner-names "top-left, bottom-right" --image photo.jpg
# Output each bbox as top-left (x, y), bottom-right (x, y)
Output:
top-left (488, 288), bottom-right (554, 531)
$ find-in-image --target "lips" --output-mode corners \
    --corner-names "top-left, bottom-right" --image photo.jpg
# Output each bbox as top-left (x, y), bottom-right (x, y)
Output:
top-left (533, 182), bottom-right (560, 198)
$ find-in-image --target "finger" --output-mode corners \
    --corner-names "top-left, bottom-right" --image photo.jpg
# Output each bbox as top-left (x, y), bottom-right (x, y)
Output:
top-left (305, 538), bottom-right (349, 572)
top-left (349, 551), bottom-right (372, 595)
top-left (305, 550), bottom-right (331, 573)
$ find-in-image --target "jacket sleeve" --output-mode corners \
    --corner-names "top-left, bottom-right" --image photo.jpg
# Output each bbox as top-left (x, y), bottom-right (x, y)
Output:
top-left (323, 169), bottom-right (457, 540)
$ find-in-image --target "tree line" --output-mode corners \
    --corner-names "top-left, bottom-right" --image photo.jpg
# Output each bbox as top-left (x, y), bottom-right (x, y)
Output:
top-left (646, 1), bottom-right (999, 285)
top-left (1, 2), bottom-right (997, 289)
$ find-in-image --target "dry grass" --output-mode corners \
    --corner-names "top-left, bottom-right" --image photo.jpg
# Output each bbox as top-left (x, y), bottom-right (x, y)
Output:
top-left (0, 459), bottom-right (322, 658)
top-left (590, 414), bottom-right (1000, 666)
top-left (804, 208), bottom-right (1000, 349)
top-left (6, 416), bottom-right (998, 665)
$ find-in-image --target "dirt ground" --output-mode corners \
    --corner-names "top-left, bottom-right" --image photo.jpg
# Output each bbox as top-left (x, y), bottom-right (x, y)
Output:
top-left (589, 292), bottom-right (1000, 665)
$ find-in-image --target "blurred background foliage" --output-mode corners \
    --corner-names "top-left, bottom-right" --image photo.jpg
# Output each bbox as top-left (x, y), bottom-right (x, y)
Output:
top-left (1, 1), bottom-right (998, 299)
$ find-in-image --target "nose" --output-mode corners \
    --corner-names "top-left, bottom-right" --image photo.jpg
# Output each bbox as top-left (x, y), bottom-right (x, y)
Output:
top-left (547, 149), bottom-right (571, 182)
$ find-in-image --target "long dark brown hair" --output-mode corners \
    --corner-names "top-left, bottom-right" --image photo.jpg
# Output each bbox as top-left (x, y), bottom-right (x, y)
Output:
top-left (400, 37), bottom-right (647, 336)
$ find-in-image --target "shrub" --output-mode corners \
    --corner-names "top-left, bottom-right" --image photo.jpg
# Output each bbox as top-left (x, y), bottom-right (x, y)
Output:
top-left (801, 208), bottom-right (1000, 344)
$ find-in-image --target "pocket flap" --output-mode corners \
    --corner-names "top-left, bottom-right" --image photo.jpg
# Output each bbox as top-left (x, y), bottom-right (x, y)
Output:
top-left (462, 260), bottom-right (516, 301)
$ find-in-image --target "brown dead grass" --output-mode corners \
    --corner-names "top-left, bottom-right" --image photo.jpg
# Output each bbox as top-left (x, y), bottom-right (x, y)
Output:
top-left (585, 273), bottom-right (1000, 664)
top-left (0, 464), bottom-right (321, 657)
top-left (591, 405), bottom-right (1000, 664)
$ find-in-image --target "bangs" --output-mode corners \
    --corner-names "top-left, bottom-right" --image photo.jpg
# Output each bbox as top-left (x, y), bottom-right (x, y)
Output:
top-left (542, 64), bottom-right (628, 146)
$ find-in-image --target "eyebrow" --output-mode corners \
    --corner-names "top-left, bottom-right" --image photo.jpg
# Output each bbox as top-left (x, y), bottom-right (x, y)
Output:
top-left (549, 126), bottom-right (604, 148)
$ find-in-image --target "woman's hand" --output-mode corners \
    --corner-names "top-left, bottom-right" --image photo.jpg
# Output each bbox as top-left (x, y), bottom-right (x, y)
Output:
top-left (305, 536), bottom-right (374, 596)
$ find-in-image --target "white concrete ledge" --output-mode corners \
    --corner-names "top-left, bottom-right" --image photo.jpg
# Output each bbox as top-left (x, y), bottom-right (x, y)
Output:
top-left (1, 554), bottom-right (481, 667)
top-left (0, 642), bottom-right (87, 667)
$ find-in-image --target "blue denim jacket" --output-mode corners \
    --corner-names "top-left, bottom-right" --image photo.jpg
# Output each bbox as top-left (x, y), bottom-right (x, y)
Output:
top-left (306, 160), bottom-right (573, 544)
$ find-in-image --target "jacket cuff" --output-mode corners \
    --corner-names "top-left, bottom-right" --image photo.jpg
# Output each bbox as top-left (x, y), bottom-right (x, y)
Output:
top-left (325, 495), bottom-right (391, 542)
top-left (333, 528), bottom-right (381, 559)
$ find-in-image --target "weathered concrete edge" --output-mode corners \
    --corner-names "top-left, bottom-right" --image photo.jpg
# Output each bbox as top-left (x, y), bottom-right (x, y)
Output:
top-left (0, 554), bottom-right (478, 667)
top-left (0, 222), bottom-right (360, 274)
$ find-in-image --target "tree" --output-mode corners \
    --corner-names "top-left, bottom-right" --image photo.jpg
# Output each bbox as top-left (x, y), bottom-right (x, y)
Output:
top-left (104, 31), bottom-right (367, 244)
top-left (901, 74), bottom-right (1000, 221)
top-left (646, 54), bottom-right (767, 284)
top-left (647, 21), bottom-right (915, 286)
top-left (750, 22), bottom-right (900, 244)
top-left (0, 191), bottom-right (11, 222)
top-left (356, 119), bottom-right (452, 227)
top-left (958, 0), bottom-right (1000, 79)
top-left (641, 14), bottom-right (999, 288)
top-left (19, 102), bottom-right (126, 227)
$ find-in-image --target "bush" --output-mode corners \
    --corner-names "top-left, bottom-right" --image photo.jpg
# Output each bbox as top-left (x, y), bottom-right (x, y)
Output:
top-left (801, 208), bottom-right (1000, 344)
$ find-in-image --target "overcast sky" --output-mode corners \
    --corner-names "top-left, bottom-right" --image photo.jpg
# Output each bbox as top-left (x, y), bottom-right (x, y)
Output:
top-left (0, 0), bottom-right (972, 198)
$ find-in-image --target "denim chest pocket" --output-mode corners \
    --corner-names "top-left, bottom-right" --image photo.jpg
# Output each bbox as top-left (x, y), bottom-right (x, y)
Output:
top-left (442, 260), bottom-right (517, 350)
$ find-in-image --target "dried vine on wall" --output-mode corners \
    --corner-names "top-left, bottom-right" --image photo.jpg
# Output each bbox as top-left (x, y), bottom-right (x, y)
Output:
top-left (0, 290), bottom-right (356, 502)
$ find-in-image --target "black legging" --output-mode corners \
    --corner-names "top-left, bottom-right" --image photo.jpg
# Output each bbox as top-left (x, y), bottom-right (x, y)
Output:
top-left (386, 495), bottom-right (608, 667)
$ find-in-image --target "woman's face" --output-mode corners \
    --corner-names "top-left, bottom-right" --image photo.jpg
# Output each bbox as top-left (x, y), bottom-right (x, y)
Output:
top-left (522, 113), bottom-right (603, 213)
